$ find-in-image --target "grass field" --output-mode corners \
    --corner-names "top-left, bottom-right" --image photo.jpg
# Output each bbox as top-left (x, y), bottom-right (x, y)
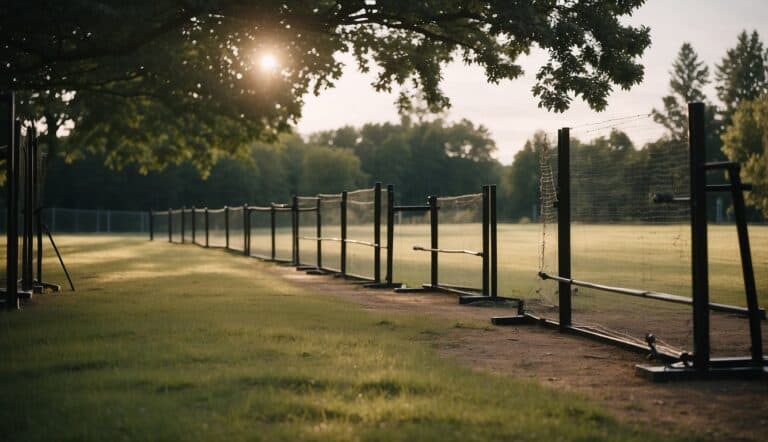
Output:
top-left (256, 222), bottom-right (768, 307)
top-left (0, 236), bottom-right (689, 441)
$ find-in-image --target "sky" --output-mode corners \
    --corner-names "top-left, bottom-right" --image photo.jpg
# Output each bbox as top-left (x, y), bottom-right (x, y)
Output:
top-left (294, 0), bottom-right (768, 164)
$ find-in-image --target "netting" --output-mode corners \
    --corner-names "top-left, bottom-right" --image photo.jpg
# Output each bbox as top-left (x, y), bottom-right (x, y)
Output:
top-left (169, 209), bottom-right (183, 243)
top-left (318, 194), bottom-right (342, 272)
top-left (345, 188), bottom-right (378, 280)
top-left (273, 206), bottom-right (293, 262)
top-left (152, 211), bottom-right (169, 240)
top-left (193, 209), bottom-right (206, 246)
top-left (228, 206), bottom-right (245, 252)
top-left (435, 193), bottom-right (484, 292)
top-left (182, 209), bottom-right (193, 243)
top-left (249, 207), bottom-right (272, 259)
top-left (207, 208), bottom-right (226, 248)
top-left (296, 197), bottom-right (319, 267)
top-left (393, 208), bottom-right (431, 289)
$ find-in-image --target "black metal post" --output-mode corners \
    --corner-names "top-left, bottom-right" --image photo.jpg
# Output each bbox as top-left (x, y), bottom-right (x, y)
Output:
top-left (689, 102), bottom-right (710, 372)
top-left (482, 185), bottom-right (490, 296)
top-left (557, 128), bottom-right (572, 328)
top-left (32, 130), bottom-right (42, 286)
top-left (270, 205), bottom-right (276, 260)
top-left (374, 182), bottom-right (382, 282)
top-left (168, 208), bottom-right (172, 242)
top-left (204, 208), bottom-right (210, 247)
top-left (3, 92), bottom-right (18, 308)
top-left (429, 195), bottom-right (438, 287)
top-left (726, 165), bottom-right (763, 363)
top-left (224, 206), bottom-right (230, 249)
top-left (490, 184), bottom-right (498, 298)
top-left (292, 196), bottom-right (299, 265)
top-left (340, 191), bottom-right (348, 275)
top-left (386, 184), bottom-right (394, 284)
top-left (180, 206), bottom-right (186, 244)
top-left (22, 127), bottom-right (34, 291)
top-left (243, 203), bottom-right (249, 256)
top-left (149, 210), bottom-right (154, 240)
top-left (316, 197), bottom-right (322, 268)
top-left (191, 206), bottom-right (196, 244)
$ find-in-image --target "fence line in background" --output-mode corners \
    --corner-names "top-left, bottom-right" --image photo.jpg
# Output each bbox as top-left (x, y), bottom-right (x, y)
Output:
top-left (0, 208), bottom-right (150, 234)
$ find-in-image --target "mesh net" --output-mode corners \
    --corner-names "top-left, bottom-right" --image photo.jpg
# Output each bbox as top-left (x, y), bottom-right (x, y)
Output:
top-left (170, 209), bottom-right (183, 243)
top-left (207, 208), bottom-right (226, 248)
top-left (228, 206), bottom-right (245, 252)
top-left (346, 188), bottom-right (378, 280)
top-left (318, 194), bottom-right (342, 272)
top-left (297, 197), bottom-right (319, 267)
top-left (182, 209), bottom-right (193, 243)
top-left (193, 209), bottom-right (205, 245)
top-left (152, 211), bottom-right (169, 240)
top-left (393, 208), bottom-right (431, 289)
top-left (274, 207), bottom-right (293, 262)
top-left (435, 193), bottom-right (484, 292)
top-left (249, 207), bottom-right (272, 259)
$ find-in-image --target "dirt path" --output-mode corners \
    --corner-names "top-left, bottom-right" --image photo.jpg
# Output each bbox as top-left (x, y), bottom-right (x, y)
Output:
top-left (269, 265), bottom-right (768, 441)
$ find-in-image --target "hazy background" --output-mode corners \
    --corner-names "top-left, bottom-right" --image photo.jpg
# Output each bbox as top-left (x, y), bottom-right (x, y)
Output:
top-left (296, 0), bottom-right (768, 164)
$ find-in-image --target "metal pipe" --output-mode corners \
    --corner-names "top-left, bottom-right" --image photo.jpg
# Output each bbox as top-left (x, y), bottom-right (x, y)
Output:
top-left (340, 191), bottom-right (347, 275)
top-left (557, 128), bottom-right (572, 328)
top-left (482, 185), bottom-right (489, 296)
top-left (374, 182), bottom-right (381, 283)
top-left (386, 184), bottom-right (394, 284)
top-left (490, 184), bottom-right (498, 298)
top-left (429, 195), bottom-right (438, 287)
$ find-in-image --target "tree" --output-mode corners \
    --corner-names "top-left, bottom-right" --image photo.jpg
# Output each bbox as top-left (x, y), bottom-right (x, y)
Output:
top-left (721, 95), bottom-right (768, 215)
top-left (1, 0), bottom-right (651, 173)
top-left (715, 31), bottom-right (768, 125)
top-left (298, 146), bottom-right (367, 194)
top-left (502, 131), bottom-right (551, 221)
top-left (652, 43), bottom-right (710, 141)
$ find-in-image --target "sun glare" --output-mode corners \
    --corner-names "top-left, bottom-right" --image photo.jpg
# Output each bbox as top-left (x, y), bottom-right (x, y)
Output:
top-left (259, 53), bottom-right (278, 71)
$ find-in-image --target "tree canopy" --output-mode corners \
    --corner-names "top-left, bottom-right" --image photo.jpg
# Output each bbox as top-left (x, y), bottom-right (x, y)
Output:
top-left (1, 0), bottom-right (650, 172)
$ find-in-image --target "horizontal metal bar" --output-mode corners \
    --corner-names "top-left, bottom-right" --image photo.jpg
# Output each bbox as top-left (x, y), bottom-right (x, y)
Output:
top-left (296, 207), bottom-right (318, 212)
top-left (393, 205), bottom-right (431, 212)
top-left (703, 161), bottom-right (738, 170)
top-left (413, 245), bottom-right (482, 256)
top-left (706, 183), bottom-right (753, 192)
top-left (299, 236), bottom-right (383, 248)
top-left (248, 207), bottom-right (271, 212)
top-left (538, 272), bottom-right (766, 319)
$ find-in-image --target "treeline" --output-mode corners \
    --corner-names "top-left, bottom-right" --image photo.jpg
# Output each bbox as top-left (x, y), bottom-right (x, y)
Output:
top-left (44, 117), bottom-right (504, 211)
top-left (41, 31), bottom-right (768, 220)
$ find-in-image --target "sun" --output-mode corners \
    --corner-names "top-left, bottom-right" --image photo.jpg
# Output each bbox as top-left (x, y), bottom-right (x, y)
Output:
top-left (259, 53), bottom-right (278, 71)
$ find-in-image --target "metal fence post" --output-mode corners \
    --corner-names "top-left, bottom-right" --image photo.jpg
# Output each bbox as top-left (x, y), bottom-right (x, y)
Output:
top-left (340, 191), bottom-right (348, 275)
top-left (557, 128), bottom-right (572, 329)
top-left (316, 197), bottom-right (322, 268)
top-left (490, 184), bottom-right (498, 298)
top-left (180, 206), bottom-right (186, 244)
top-left (689, 102), bottom-right (710, 372)
top-left (482, 185), bottom-right (490, 296)
top-left (270, 205), bottom-right (276, 260)
top-left (292, 196), bottom-right (299, 265)
top-left (374, 182), bottom-right (381, 283)
top-left (191, 206), bottom-right (196, 244)
top-left (243, 203), bottom-right (249, 256)
top-left (205, 207), bottom-right (210, 247)
top-left (168, 208), bottom-right (172, 242)
top-left (224, 206), bottom-right (230, 249)
top-left (386, 184), bottom-right (394, 285)
top-left (429, 195), bottom-right (438, 288)
top-left (149, 210), bottom-right (154, 240)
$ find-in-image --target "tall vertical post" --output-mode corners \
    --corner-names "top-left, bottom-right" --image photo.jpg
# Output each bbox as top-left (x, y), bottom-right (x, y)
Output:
top-left (726, 165), bottom-right (763, 364)
top-left (373, 182), bottom-right (382, 283)
top-left (490, 184), bottom-right (498, 298)
top-left (32, 129), bottom-right (42, 286)
top-left (149, 210), bottom-right (154, 240)
top-left (180, 207), bottom-right (186, 244)
top-left (292, 197), bottom-right (299, 265)
top-left (243, 203), bottom-right (249, 256)
top-left (482, 185), bottom-right (490, 296)
top-left (689, 102), bottom-right (710, 372)
top-left (270, 205), bottom-right (276, 260)
top-left (167, 208), bottom-right (172, 242)
top-left (557, 128), bottom-right (572, 329)
top-left (22, 127), bottom-right (34, 291)
top-left (429, 195), bottom-right (438, 288)
top-left (386, 184), bottom-right (394, 284)
top-left (340, 191), bottom-right (348, 275)
top-left (3, 92), bottom-right (18, 308)
top-left (224, 206), bottom-right (230, 249)
top-left (204, 208), bottom-right (210, 247)
top-left (191, 206), bottom-right (196, 244)
top-left (316, 198), bottom-right (322, 268)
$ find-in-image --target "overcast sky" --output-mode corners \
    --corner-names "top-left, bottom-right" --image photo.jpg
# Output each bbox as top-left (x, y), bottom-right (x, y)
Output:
top-left (295, 0), bottom-right (768, 164)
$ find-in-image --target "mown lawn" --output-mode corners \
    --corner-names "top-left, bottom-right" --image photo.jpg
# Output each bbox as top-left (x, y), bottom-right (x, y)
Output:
top-left (0, 236), bottom-right (693, 441)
